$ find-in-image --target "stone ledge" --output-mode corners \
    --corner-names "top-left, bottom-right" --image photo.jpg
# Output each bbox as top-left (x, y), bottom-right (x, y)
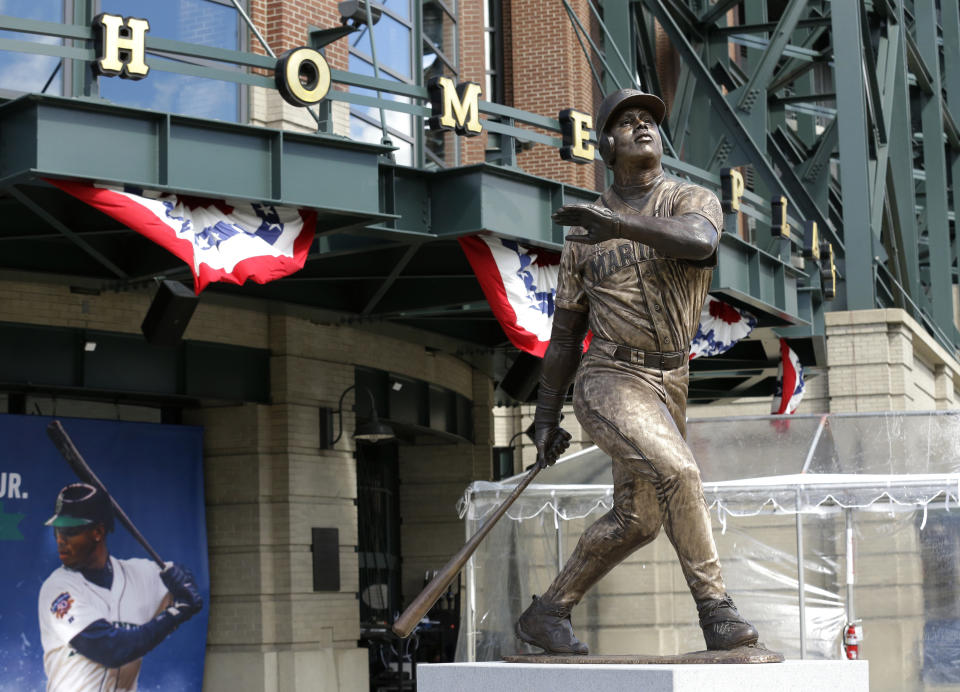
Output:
top-left (418, 660), bottom-right (868, 692)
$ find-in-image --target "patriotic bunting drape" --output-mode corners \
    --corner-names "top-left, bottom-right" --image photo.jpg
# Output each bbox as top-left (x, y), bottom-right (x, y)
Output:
top-left (458, 234), bottom-right (562, 357)
top-left (771, 338), bottom-right (805, 414)
top-left (689, 297), bottom-right (758, 360)
top-left (459, 233), bottom-right (757, 359)
top-left (49, 179), bottom-right (316, 293)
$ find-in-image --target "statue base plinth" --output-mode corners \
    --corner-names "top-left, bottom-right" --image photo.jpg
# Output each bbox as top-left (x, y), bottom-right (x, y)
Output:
top-left (504, 643), bottom-right (784, 664)
top-left (417, 659), bottom-right (868, 692)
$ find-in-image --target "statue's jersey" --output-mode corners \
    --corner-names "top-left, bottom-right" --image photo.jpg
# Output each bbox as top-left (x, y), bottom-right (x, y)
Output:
top-left (555, 174), bottom-right (723, 354)
top-left (38, 556), bottom-right (168, 692)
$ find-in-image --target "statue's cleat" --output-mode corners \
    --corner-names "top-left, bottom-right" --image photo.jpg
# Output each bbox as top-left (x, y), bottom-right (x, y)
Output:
top-left (697, 595), bottom-right (759, 650)
top-left (516, 595), bottom-right (589, 655)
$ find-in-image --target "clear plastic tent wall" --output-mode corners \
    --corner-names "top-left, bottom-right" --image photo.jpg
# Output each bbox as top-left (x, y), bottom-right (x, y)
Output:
top-left (455, 412), bottom-right (960, 691)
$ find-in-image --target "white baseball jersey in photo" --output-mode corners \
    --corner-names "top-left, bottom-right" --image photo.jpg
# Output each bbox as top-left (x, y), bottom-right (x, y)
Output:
top-left (38, 557), bottom-right (168, 692)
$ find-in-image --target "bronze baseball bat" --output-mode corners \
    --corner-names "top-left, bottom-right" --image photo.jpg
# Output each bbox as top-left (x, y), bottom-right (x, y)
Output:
top-left (392, 462), bottom-right (543, 638)
top-left (46, 420), bottom-right (166, 568)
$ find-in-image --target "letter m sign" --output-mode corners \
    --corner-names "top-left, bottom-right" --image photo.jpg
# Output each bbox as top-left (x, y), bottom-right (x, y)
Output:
top-left (427, 77), bottom-right (482, 137)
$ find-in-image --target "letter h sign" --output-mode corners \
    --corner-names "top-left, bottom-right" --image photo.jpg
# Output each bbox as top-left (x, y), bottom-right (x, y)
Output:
top-left (93, 13), bottom-right (150, 79)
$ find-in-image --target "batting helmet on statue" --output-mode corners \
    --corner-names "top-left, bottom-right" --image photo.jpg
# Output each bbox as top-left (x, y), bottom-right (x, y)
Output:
top-left (595, 88), bottom-right (667, 168)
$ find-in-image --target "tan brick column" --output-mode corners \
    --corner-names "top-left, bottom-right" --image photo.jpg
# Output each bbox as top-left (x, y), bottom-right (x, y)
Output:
top-left (825, 309), bottom-right (960, 412)
top-left (194, 314), bottom-right (367, 692)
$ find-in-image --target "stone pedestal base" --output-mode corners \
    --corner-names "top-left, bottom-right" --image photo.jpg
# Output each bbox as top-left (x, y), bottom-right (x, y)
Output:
top-left (417, 660), bottom-right (868, 692)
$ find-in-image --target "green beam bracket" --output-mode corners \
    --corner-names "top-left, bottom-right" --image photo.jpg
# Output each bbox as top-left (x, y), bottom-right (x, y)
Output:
top-left (0, 94), bottom-right (389, 220)
top-left (425, 164), bottom-right (596, 247)
top-left (712, 232), bottom-right (809, 328)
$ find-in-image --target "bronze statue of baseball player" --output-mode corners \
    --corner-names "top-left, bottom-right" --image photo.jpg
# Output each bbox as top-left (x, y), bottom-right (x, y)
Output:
top-left (515, 88), bottom-right (759, 655)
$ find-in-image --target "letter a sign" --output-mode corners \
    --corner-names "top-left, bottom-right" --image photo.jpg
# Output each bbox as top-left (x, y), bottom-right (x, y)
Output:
top-left (93, 13), bottom-right (150, 79)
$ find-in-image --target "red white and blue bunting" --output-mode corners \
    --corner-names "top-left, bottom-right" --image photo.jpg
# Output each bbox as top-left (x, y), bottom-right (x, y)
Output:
top-left (49, 179), bottom-right (316, 293)
top-left (459, 233), bottom-right (757, 359)
top-left (458, 234), bottom-right (561, 357)
top-left (771, 338), bottom-right (805, 414)
top-left (689, 297), bottom-right (758, 360)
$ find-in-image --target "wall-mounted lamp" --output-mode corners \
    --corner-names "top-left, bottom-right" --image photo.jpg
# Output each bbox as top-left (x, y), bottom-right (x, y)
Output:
top-left (327, 384), bottom-right (395, 446)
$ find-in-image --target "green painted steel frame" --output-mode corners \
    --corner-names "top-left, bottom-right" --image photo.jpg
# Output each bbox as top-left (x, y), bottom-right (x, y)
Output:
top-left (0, 8), bottom-right (821, 346)
top-left (0, 94), bottom-right (389, 215)
top-left (624, 0), bottom-right (960, 356)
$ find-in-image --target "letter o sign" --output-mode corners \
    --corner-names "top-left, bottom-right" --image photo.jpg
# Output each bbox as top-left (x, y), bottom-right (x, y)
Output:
top-left (276, 47), bottom-right (331, 107)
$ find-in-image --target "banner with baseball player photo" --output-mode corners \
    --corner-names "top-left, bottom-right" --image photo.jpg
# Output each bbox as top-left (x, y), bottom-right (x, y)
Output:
top-left (0, 414), bottom-right (208, 692)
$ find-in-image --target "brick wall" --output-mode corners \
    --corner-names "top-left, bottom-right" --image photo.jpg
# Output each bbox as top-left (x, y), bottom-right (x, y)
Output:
top-left (506, 0), bottom-right (604, 190)
top-left (193, 311), bottom-right (492, 692)
top-left (0, 278), bottom-right (269, 349)
top-left (458, 0), bottom-right (488, 165)
top-left (825, 309), bottom-right (960, 412)
top-left (0, 276), bottom-right (495, 692)
top-left (247, 0), bottom-right (350, 134)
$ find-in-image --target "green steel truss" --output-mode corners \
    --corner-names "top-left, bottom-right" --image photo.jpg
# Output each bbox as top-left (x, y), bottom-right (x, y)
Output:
top-left (620, 0), bottom-right (960, 358)
top-left (3, 2), bottom-right (954, 401)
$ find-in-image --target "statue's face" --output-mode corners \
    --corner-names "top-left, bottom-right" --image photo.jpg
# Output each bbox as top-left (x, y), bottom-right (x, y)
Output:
top-left (608, 107), bottom-right (662, 166)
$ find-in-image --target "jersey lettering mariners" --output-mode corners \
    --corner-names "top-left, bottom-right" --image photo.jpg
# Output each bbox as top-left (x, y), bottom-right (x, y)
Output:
top-left (39, 556), bottom-right (168, 692)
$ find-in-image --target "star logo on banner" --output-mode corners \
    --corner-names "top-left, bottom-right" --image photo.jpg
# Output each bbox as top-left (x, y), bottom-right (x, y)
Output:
top-left (0, 502), bottom-right (25, 541)
top-left (251, 203), bottom-right (284, 245)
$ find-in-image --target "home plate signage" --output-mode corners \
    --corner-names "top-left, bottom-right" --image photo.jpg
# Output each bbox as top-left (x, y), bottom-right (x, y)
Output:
top-left (90, 13), bottom-right (595, 163)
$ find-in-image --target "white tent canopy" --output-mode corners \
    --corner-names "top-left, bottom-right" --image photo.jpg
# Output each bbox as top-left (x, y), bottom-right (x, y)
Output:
top-left (455, 412), bottom-right (960, 689)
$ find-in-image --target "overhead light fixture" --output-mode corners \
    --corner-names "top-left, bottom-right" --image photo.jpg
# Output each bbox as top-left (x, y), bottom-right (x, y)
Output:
top-left (329, 384), bottom-right (395, 445)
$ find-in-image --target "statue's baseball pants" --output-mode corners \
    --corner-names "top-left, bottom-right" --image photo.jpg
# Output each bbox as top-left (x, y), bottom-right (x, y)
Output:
top-left (542, 350), bottom-right (726, 608)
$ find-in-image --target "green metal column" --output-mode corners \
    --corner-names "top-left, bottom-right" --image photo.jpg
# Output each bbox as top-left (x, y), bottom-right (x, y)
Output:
top-left (600, 0), bottom-right (636, 95)
top-left (830, 0), bottom-right (873, 310)
top-left (915, 0), bottom-right (953, 330)
top-left (72, 0), bottom-right (97, 97)
top-left (941, 0), bottom-right (960, 304)
top-left (883, 10), bottom-right (920, 303)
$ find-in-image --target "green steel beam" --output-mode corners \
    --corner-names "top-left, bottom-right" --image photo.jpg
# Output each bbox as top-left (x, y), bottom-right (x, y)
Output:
top-left (698, 0), bottom-right (740, 27)
top-left (633, 5), bottom-right (666, 109)
top-left (915, 0), bottom-right (954, 330)
top-left (859, 2), bottom-right (886, 148)
top-left (598, 0), bottom-right (636, 93)
top-left (589, 1), bottom-right (637, 92)
top-left (880, 7), bottom-right (918, 299)
top-left (0, 94), bottom-right (388, 212)
top-left (944, 2), bottom-right (960, 124)
top-left (942, 1), bottom-right (960, 290)
top-left (646, 0), bottom-right (838, 252)
top-left (733, 0), bottom-right (809, 113)
top-left (831, 0), bottom-right (873, 310)
top-left (711, 18), bottom-right (831, 35)
top-left (669, 62), bottom-right (696, 154)
top-left (361, 243), bottom-right (421, 315)
top-left (4, 185), bottom-right (127, 278)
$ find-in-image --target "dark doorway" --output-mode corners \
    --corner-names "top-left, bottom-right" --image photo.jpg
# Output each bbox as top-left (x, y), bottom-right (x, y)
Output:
top-left (357, 440), bottom-right (401, 627)
top-left (357, 440), bottom-right (410, 691)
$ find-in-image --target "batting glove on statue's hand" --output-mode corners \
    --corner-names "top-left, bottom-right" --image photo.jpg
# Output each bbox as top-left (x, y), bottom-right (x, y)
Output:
top-left (552, 203), bottom-right (621, 244)
top-left (534, 424), bottom-right (572, 470)
top-left (161, 563), bottom-right (204, 621)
